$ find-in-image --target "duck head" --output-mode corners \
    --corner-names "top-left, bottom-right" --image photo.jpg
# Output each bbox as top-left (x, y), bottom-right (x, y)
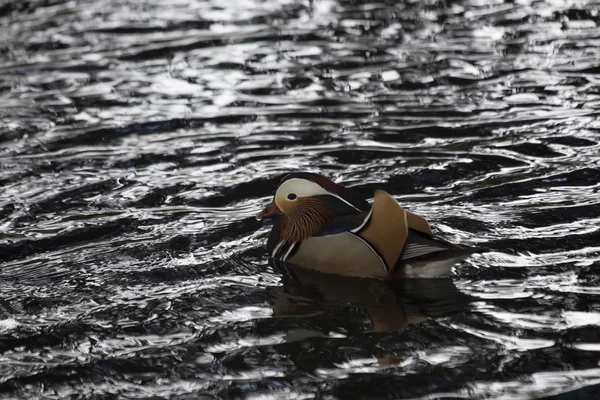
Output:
top-left (256, 173), bottom-right (370, 242)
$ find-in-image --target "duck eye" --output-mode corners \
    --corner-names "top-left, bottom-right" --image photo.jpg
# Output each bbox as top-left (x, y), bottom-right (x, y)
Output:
top-left (287, 193), bottom-right (297, 200)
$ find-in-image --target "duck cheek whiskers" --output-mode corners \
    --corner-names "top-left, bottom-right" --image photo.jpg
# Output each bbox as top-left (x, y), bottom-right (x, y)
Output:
top-left (281, 199), bottom-right (335, 243)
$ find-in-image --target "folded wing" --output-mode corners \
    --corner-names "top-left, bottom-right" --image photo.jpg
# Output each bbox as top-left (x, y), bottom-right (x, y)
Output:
top-left (313, 190), bottom-right (461, 274)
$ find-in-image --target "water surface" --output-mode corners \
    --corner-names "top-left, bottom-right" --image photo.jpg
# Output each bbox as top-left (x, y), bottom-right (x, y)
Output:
top-left (1, 0), bottom-right (600, 398)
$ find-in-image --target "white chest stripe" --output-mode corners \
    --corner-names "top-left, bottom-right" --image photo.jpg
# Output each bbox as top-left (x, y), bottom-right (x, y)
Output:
top-left (272, 241), bottom-right (297, 261)
top-left (271, 241), bottom-right (284, 258)
top-left (282, 242), bottom-right (297, 261)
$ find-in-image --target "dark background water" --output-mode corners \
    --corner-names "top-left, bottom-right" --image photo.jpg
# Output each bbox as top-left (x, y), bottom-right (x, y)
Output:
top-left (1, 0), bottom-right (600, 398)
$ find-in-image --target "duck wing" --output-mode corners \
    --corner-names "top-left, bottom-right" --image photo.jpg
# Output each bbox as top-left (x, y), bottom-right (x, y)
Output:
top-left (314, 212), bottom-right (370, 236)
top-left (317, 217), bottom-right (462, 260)
top-left (314, 190), bottom-right (472, 272)
top-left (354, 190), bottom-right (427, 272)
top-left (401, 230), bottom-right (462, 260)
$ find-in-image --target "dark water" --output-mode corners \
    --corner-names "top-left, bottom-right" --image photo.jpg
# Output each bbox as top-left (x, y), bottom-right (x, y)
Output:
top-left (1, 0), bottom-right (600, 398)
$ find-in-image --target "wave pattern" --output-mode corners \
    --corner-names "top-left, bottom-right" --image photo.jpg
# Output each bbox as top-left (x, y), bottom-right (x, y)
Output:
top-left (1, 0), bottom-right (600, 398)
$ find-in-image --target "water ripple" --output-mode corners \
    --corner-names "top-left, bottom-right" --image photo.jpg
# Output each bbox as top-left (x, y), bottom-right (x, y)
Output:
top-left (1, 0), bottom-right (600, 398)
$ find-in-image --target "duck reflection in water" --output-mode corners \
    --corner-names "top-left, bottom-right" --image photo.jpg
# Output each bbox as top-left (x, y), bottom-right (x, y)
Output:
top-left (258, 173), bottom-right (474, 366)
top-left (269, 260), bottom-right (471, 334)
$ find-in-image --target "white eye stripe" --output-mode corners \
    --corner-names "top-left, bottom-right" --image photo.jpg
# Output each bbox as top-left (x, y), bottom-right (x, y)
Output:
top-left (275, 178), bottom-right (362, 212)
top-left (278, 179), bottom-right (331, 197)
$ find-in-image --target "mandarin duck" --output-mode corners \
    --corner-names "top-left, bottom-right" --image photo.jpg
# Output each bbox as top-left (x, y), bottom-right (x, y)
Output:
top-left (256, 173), bottom-right (477, 279)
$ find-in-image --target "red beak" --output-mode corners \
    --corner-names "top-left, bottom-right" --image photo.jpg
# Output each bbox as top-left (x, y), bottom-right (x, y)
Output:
top-left (256, 201), bottom-right (282, 221)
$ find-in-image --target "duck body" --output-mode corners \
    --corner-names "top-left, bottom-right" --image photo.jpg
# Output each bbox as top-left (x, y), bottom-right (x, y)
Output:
top-left (257, 173), bottom-right (476, 279)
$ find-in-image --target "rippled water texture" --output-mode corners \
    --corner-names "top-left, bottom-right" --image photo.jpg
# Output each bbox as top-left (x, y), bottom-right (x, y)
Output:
top-left (1, 0), bottom-right (600, 398)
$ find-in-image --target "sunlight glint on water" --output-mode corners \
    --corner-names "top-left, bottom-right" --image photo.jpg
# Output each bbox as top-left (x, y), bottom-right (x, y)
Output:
top-left (1, 0), bottom-right (600, 398)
